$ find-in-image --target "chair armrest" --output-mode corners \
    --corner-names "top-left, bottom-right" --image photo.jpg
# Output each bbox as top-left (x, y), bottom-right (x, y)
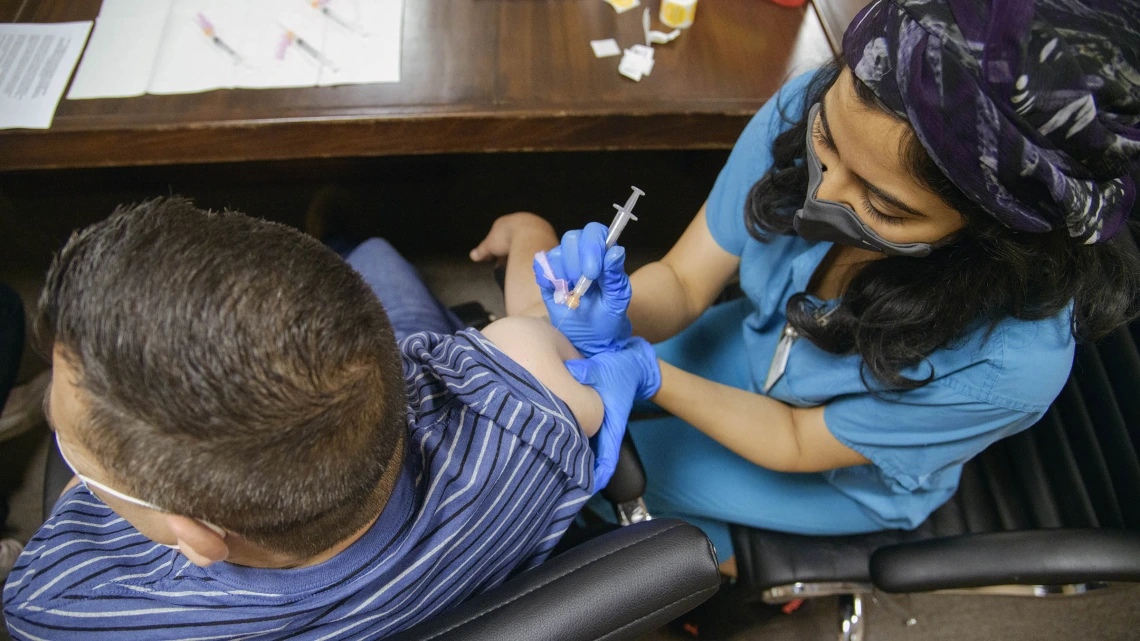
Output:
top-left (388, 519), bottom-right (719, 641)
top-left (870, 529), bottom-right (1140, 593)
top-left (600, 434), bottom-right (648, 506)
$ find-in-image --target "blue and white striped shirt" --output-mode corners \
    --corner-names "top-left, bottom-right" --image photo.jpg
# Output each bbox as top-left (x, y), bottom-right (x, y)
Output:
top-left (3, 329), bottom-right (593, 641)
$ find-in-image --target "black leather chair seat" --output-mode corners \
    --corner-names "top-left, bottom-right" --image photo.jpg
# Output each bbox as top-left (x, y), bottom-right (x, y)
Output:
top-left (733, 323), bottom-right (1140, 599)
top-left (732, 525), bottom-right (926, 594)
top-left (390, 519), bottom-right (718, 641)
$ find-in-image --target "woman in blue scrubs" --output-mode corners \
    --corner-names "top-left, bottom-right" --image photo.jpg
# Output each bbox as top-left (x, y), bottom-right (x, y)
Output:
top-left (473, 0), bottom-right (1140, 562)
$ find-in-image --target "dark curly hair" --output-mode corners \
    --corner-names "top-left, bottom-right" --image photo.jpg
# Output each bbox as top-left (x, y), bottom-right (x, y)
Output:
top-left (745, 60), bottom-right (1140, 390)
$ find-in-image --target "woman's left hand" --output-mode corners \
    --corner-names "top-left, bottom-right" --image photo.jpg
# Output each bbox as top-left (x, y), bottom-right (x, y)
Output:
top-left (565, 337), bottom-right (661, 491)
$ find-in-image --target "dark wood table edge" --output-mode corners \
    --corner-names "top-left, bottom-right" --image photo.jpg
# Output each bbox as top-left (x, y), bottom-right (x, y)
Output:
top-left (0, 111), bottom-right (758, 171)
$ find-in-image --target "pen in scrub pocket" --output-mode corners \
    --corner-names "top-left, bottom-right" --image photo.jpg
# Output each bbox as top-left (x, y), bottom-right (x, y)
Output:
top-left (194, 13), bottom-right (244, 65)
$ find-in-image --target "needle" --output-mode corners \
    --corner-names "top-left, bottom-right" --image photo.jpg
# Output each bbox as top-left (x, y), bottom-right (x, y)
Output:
top-left (553, 186), bottom-right (645, 335)
top-left (194, 13), bottom-right (244, 65)
top-left (310, 0), bottom-right (366, 35)
top-left (564, 186), bottom-right (644, 309)
top-left (276, 23), bottom-right (339, 72)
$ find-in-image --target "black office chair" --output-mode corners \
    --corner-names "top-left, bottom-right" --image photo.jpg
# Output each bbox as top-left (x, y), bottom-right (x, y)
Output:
top-left (662, 319), bottom-right (1140, 640)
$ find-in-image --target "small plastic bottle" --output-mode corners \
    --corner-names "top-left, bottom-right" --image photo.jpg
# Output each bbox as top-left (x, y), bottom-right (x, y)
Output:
top-left (659, 0), bottom-right (698, 29)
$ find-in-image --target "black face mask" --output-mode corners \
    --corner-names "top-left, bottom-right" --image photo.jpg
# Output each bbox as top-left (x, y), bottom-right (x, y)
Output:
top-left (792, 103), bottom-right (952, 258)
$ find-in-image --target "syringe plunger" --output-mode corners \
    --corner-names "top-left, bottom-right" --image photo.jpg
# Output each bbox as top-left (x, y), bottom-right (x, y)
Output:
top-left (566, 186), bottom-right (644, 308)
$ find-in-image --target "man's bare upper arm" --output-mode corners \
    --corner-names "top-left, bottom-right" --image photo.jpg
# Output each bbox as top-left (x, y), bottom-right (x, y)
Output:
top-left (479, 317), bottom-right (603, 436)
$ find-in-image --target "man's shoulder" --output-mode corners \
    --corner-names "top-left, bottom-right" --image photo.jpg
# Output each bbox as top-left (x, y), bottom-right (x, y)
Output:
top-left (401, 328), bottom-right (577, 429)
top-left (6, 486), bottom-right (152, 577)
top-left (399, 328), bottom-right (591, 489)
top-left (4, 486), bottom-right (155, 579)
top-left (2, 488), bottom-right (167, 635)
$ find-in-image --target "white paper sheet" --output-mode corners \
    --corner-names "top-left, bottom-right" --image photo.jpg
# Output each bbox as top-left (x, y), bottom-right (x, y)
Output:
top-left (0, 22), bottom-right (92, 129)
top-left (68, 0), bottom-right (402, 99)
top-left (67, 1), bottom-right (171, 99)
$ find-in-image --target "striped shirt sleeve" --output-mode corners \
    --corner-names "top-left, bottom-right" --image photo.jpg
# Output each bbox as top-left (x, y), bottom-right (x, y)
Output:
top-left (3, 328), bottom-right (596, 641)
top-left (401, 329), bottom-right (593, 492)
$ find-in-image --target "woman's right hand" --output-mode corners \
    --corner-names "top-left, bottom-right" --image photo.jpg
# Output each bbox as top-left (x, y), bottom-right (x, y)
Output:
top-left (534, 223), bottom-right (633, 357)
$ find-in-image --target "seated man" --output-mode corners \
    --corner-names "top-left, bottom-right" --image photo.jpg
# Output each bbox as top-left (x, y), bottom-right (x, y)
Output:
top-left (2, 198), bottom-right (659, 640)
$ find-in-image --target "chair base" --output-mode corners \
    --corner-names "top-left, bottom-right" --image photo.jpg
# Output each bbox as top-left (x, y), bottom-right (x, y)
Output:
top-left (761, 581), bottom-right (1119, 641)
top-left (760, 581), bottom-right (874, 604)
top-left (931, 581), bottom-right (1111, 597)
top-left (614, 497), bottom-right (652, 526)
top-left (838, 594), bottom-right (865, 641)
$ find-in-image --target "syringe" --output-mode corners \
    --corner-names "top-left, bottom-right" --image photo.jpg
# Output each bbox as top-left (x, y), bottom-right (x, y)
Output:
top-left (565, 186), bottom-right (644, 309)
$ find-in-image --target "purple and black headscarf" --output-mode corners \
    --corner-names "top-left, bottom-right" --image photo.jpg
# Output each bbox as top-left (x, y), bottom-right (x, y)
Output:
top-left (843, 0), bottom-right (1140, 243)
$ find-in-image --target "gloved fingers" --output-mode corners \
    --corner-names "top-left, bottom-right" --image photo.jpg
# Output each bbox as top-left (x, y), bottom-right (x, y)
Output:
top-left (544, 246), bottom-right (569, 282)
top-left (599, 246), bottom-right (632, 314)
top-left (591, 414), bottom-right (626, 493)
top-left (602, 245), bottom-right (626, 272)
top-left (625, 337), bottom-right (662, 400)
top-left (592, 441), bottom-right (617, 492)
top-left (592, 426), bottom-right (622, 466)
top-left (563, 358), bottom-right (594, 386)
top-left (600, 246), bottom-right (627, 286)
top-left (560, 230), bottom-right (583, 284)
top-left (578, 222), bottom-right (609, 282)
top-left (533, 256), bottom-right (555, 291)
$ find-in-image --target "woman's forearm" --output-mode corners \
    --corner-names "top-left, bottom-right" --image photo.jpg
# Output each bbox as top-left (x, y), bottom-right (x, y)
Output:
top-left (651, 360), bottom-right (808, 471)
top-left (651, 361), bottom-right (869, 472)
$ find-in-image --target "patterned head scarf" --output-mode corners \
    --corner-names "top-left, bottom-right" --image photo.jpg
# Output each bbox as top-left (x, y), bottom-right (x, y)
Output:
top-left (843, 0), bottom-right (1140, 243)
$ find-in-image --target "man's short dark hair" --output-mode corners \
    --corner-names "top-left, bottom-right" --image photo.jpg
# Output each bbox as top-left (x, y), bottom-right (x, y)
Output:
top-left (37, 198), bottom-right (407, 558)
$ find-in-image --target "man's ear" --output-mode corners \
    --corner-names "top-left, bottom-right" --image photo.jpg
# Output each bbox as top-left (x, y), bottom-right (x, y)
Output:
top-left (166, 515), bottom-right (229, 567)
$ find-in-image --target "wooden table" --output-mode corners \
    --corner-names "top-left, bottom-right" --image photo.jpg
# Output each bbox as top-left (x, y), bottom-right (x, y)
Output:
top-left (0, 0), bottom-right (836, 171)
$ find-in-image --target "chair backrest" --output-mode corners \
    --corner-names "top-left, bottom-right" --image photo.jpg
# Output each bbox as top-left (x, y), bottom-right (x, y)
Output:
top-left (925, 321), bottom-right (1140, 536)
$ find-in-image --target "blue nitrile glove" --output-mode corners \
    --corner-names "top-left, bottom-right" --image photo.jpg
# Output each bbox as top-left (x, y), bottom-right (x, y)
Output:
top-left (564, 337), bottom-right (662, 492)
top-left (534, 222), bottom-right (633, 357)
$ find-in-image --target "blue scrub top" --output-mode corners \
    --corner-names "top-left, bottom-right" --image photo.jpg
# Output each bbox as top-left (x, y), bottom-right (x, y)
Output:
top-left (704, 70), bottom-right (1076, 529)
